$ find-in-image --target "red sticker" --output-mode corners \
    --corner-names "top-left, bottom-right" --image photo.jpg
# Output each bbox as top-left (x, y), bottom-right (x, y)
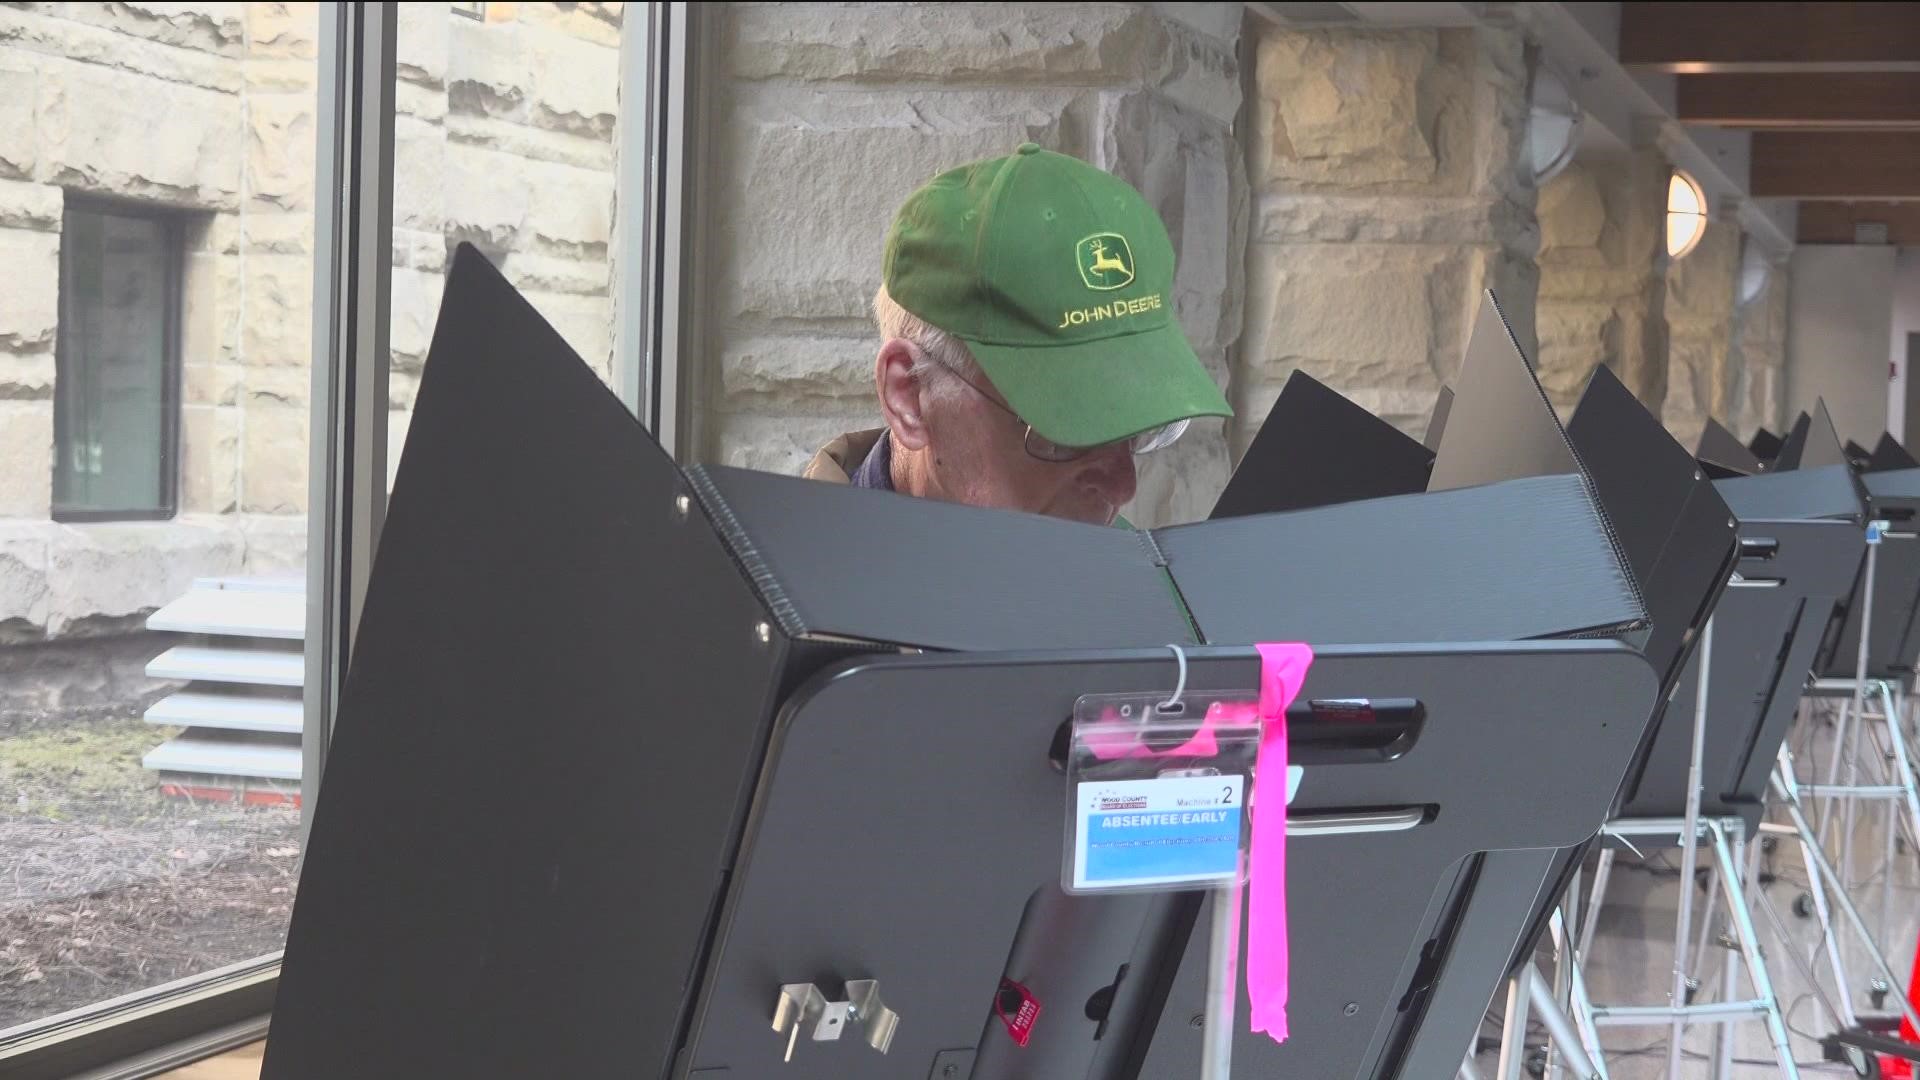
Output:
top-left (995, 977), bottom-right (1042, 1046)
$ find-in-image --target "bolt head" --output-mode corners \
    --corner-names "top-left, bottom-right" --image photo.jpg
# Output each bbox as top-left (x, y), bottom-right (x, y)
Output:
top-left (755, 622), bottom-right (772, 644)
top-left (1343, 1002), bottom-right (1359, 1017)
top-left (674, 493), bottom-right (690, 518)
top-left (1189, 1012), bottom-right (1205, 1028)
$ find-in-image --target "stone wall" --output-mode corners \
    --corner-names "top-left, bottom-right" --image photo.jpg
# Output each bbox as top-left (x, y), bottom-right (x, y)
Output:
top-left (1662, 215), bottom-right (1741, 447)
top-left (1237, 17), bottom-right (1539, 445)
top-left (1534, 148), bottom-right (1671, 419)
top-left (1729, 250), bottom-right (1788, 439)
top-left (0, 2), bottom-right (621, 641)
top-left (697, 1), bottom-right (1246, 527)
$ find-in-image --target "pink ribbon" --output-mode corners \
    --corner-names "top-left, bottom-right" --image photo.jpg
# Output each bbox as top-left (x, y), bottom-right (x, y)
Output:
top-left (1081, 643), bottom-right (1315, 1044)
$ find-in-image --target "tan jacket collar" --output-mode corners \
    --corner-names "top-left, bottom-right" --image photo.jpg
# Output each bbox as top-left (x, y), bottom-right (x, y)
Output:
top-left (802, 428), bottom-right (886, 485)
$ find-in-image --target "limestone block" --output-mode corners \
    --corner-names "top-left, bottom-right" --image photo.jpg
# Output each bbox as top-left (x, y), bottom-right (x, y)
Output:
top-left (183, 249), bottom-right (242, 367)
top-left (1152, 2), bottom-right (1243, 45)
top-left (0, 227), bottom-right (58, 352)
top-left (1253, 28), bottom-right (1439, 188)
top-left (394, 114), bottom-right (448, 235)
top-left (1096, 91), bottom-right (1239, 352)
top-left (37, 59), bottom-right (244, 209)
top-left (241, 211), bottom-right (312, 255)
top-left (244, 57), bottom-right (315, 93)
top-left (43, 519), bottom-right (245, 636)
top-left (389, 369), bottom-right (420, 411)
top-left (1616, 305), bottom-right (1669, 416)
top-left (397, 0), bottom-right (450, 88)
top-left (246, 2), bottom-right (318, 60)
top-left (0, 523), bottom-right (51, 638)
top-left (517, 1), bottom-right (625, 50)
top-left (182, 362), bottom-right (242, 407)
top-left (241, 402), bottom-right (308, 513)
top-left (1663, 337), bottom-right (1715, 447)
top-left (396, 75), bottom-right (450, 124)
top-left (246, 365), bottom-right (309, 407)
top-left (726, 3), bottom-right (1171, 87)
top-left (0, 61), bottom-right (35, 181)
top-left (527, 290), bottom-right (613, 381)
top-left (525, 24), bottom-right (620, 140)
top-left (0, 354), bottom-right (55, 401)
top-left (88, 2), bottom-right (245, 54)
top-left (387, 408), bottom-right (411, 492)
top-left (247, 94), bottom-right (315, 210)
top-left (179, 404), bottom-right (239, 513)
top-left (1666, 219), bottom-right (1737, 325)
top-left (0, 178), bottom-right (60, 231)
top-left (504, 251), bottom-right (612, 297)
top-left (391, 227), bottom-right (445, 273)
top-left (448, 16), bottom-right (529, 117)
top-left (0, 6), bottom-right (242, 92)
top-left (719, 335), bottom-right (875, 407)
top-left (238, 254), bottom-right (313, 367)
top-left (718, 89), bottom-right (1070, 324)
top-left (389, 265), bottom-right (445, 372)
top-left (443, 143), bottom-right (612, 253)
top-left (1539, 167), bottom-right (1607, 255)
top-left (444, 109), bottom-right (613, 170)
top-left (0, 401), bottom-right (52, 516)
top-left (1242, 243), bottom-right (1442, 391)
top-left (1534, 302), bottom-right (1616, 410)
top-left (1255, 192), bottom-right (1524, 248)
top-left (237, 513), bottom-right (309, 574)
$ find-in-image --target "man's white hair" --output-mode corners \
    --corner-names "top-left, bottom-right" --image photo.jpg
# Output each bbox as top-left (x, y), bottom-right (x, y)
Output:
top-left (873, 283), bottom-right (984, 398)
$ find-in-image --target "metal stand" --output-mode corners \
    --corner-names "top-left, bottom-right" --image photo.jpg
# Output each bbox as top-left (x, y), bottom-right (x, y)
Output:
top-left (1580, 816), bottom-right (1801, 1079)
top-left (1515, 616), bottom-right (1801, 1078)
top-left (1780, 525), bottom-right (1920, 1043)
top-left (1771, 744), bottom-right (1920, 1048)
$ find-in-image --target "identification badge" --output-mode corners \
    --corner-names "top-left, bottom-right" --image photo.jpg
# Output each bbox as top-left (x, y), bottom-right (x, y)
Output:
top-left (1072, 774), bottom-right (1245, 891)
top-left (1063, 691), bottom-right (1259, 895)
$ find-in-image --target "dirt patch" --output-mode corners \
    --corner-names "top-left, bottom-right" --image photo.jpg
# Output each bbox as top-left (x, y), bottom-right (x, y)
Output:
top-left (0, 705), bottom-right (299, 1033)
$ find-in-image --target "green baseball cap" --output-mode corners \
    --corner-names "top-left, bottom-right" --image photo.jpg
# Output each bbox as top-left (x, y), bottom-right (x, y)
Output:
top-left (882, 143), bottom-right (1232, 450)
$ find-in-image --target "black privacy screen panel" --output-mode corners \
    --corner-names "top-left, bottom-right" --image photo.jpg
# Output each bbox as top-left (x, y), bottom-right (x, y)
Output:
top-left (1697, 418), bottom-right (1764, 479)
top-left (1212, 369), bottom-right (1432, 519)
top-left (264, 247), bottom-right (789, 1079)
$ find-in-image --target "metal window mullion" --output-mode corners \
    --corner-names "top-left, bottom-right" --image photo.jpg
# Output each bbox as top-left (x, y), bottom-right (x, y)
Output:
top-left (304, 1), bottom-right (395, 840)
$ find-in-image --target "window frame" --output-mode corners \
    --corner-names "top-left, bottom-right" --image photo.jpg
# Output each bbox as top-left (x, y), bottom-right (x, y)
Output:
top-left (0, 2), bottom-right (696, 1073)
top-left (49, 196), bottom-right (187, 524)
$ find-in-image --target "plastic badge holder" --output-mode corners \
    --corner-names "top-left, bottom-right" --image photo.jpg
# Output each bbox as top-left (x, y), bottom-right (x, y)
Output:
top-left (1064, 691), bottom-right (1262, 895)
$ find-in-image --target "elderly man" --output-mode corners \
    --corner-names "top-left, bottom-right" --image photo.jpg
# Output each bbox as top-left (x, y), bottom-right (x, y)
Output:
top-left (804, 143), bottom-right (1231, 526)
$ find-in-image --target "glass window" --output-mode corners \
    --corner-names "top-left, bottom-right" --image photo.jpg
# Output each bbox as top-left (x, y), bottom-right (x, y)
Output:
top-left (0, 2), bottom-right (318, 1044)
top-left (52, 204), bottom-right (182, 520)
top-left (388, 0), bottom-right (631, 488)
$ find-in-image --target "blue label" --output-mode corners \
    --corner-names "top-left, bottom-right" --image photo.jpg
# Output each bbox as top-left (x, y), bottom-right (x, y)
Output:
top-left (1072, 775), bottom-right (1245, 891)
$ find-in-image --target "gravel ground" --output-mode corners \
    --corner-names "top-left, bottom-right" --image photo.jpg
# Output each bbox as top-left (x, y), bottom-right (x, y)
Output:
top-left (0, 700), bottom-right (300, 1033)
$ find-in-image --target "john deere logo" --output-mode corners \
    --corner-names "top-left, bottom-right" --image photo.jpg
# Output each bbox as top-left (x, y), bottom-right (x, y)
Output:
top-left (1076, 233), bottom-right (1135, 291)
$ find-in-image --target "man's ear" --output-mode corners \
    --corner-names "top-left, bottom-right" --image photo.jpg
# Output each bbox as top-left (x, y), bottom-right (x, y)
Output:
top-left (876, 339), bottom-right (931, 451)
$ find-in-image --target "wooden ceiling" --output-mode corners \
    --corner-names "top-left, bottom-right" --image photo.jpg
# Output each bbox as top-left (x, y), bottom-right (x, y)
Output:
top-left (1621, 2), bottom-right (1920, 244)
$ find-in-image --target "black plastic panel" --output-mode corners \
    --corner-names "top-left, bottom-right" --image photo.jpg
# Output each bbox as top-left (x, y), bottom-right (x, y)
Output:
top-left (1163, 475), bottom-right (1647, 645)
top-left (265, 246), bottom-right (788, 1080)
top-left (1212, 370), bottom-right (1431, 519)
top-left (1697, 418), bottom-right (1764, 478)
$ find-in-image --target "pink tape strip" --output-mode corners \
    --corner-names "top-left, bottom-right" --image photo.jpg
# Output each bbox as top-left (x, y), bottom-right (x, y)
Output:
top-left (1079, 644), bottom-right (1315, 1045)
top-left (1248, 641), bottom-right (1313, 1043)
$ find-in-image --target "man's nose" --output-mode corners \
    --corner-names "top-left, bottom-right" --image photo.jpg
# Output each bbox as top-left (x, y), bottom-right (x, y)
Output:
top-left (1081, 444), bottom-right (1138, 505)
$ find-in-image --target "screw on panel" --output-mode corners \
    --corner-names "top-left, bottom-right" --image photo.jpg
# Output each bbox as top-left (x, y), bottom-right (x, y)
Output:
top-left (756, 622), bottom-right (772, 645)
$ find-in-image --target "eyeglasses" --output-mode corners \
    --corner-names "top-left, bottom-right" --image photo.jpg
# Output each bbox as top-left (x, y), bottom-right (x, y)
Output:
top-left (928, 360), bottom-right (1190, 463)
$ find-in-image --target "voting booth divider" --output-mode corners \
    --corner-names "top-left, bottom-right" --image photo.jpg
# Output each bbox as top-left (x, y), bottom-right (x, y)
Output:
top-left (257, 248), bottom-right (1723, 1079)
